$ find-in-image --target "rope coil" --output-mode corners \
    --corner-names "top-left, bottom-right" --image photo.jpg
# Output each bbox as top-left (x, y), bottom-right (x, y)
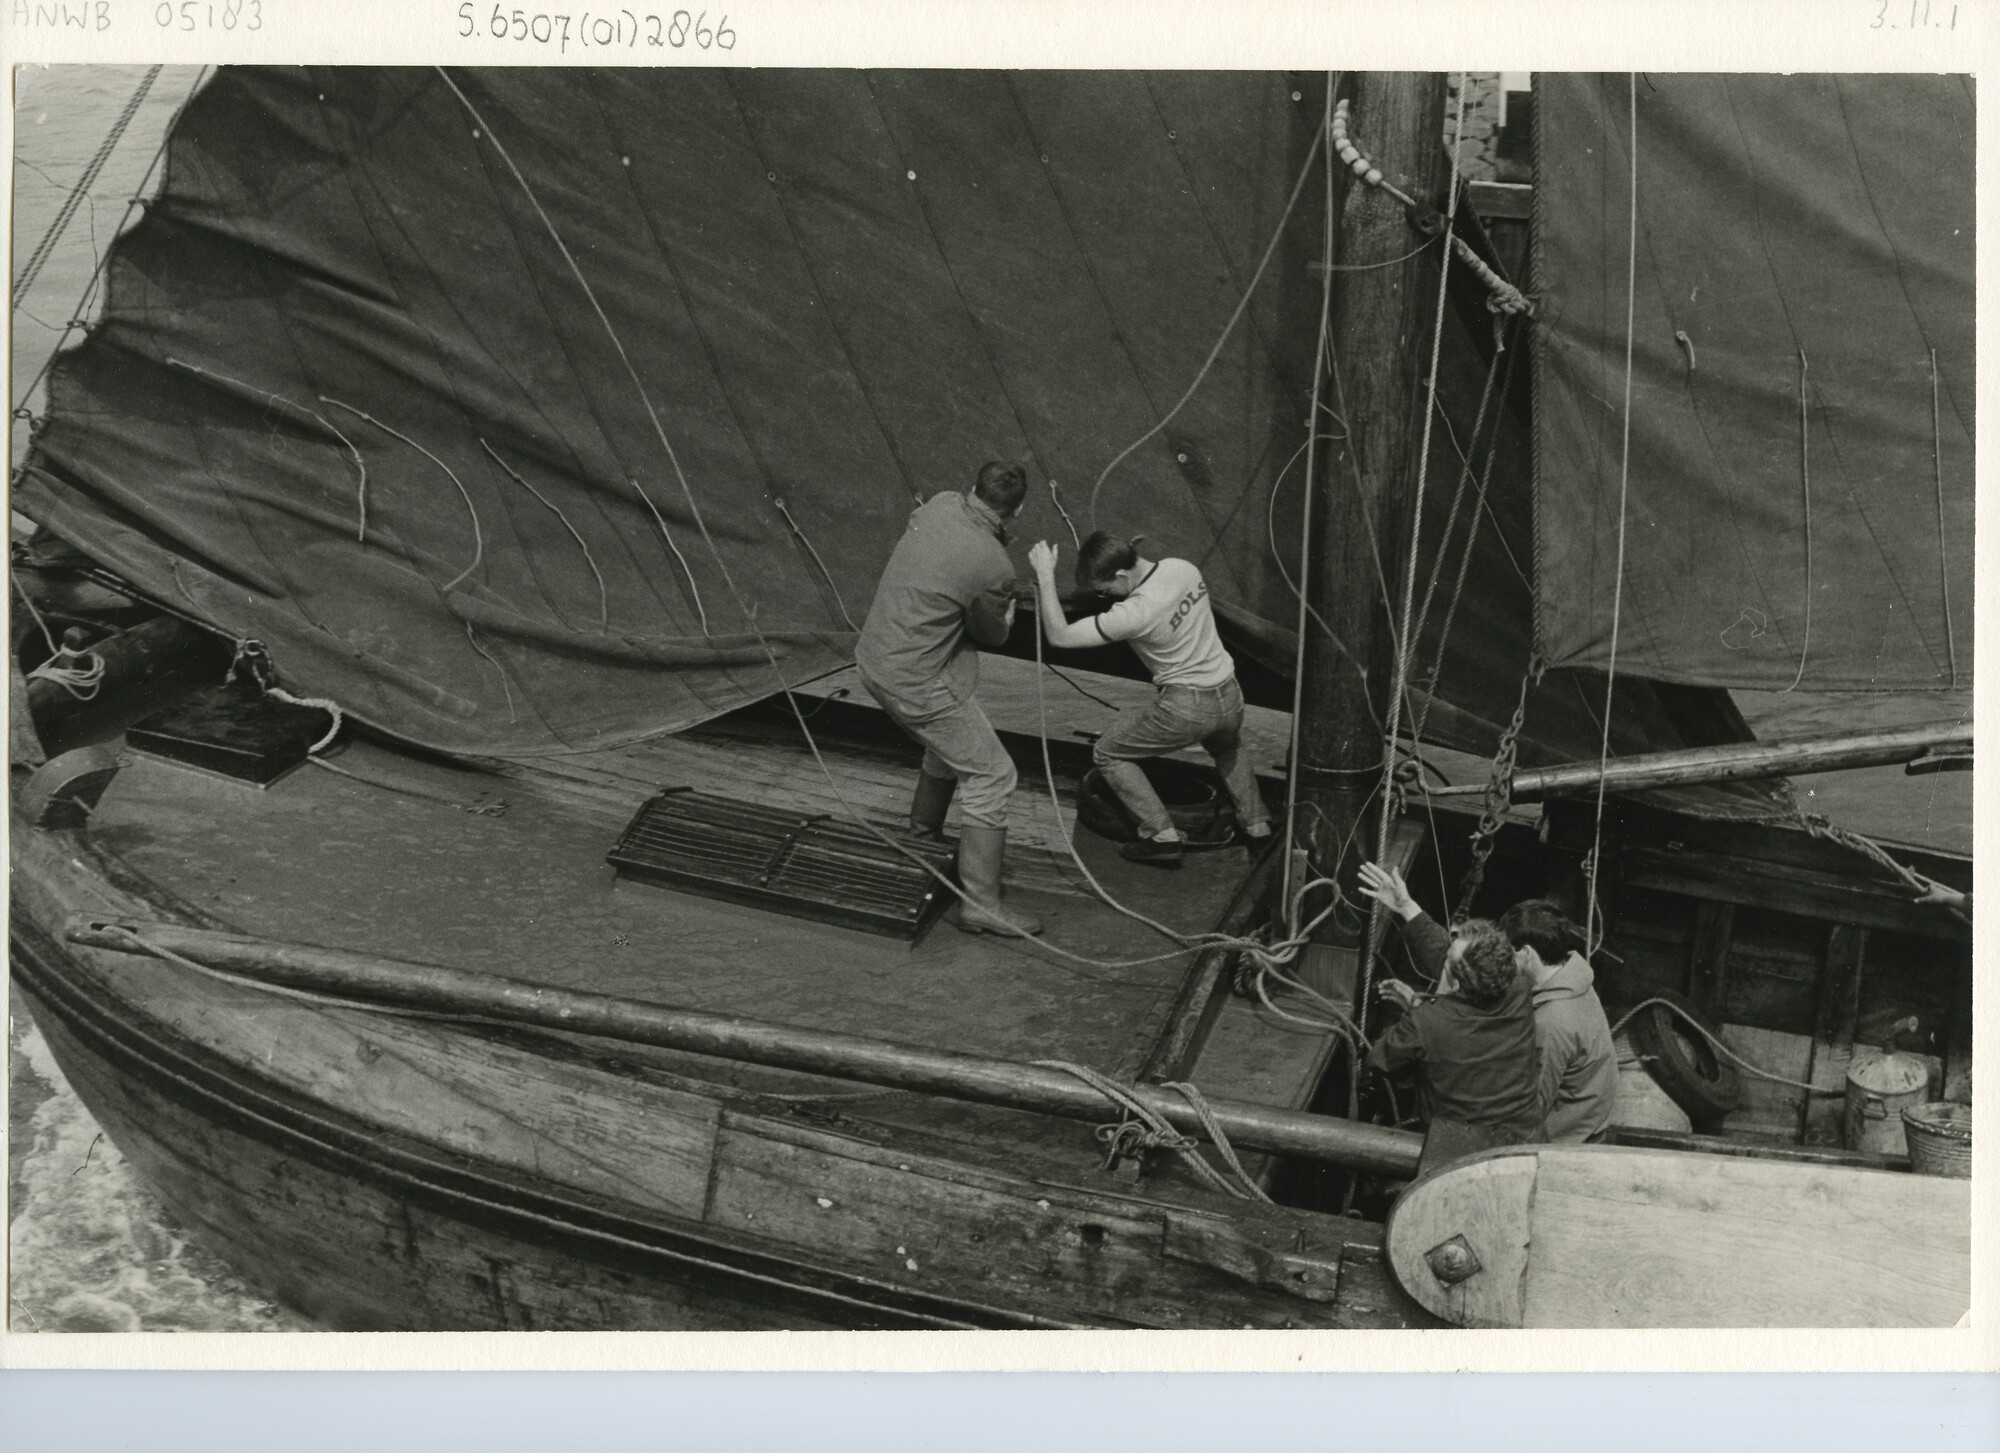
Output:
top-left (1034, 1060), bottom-right (1272, 1202)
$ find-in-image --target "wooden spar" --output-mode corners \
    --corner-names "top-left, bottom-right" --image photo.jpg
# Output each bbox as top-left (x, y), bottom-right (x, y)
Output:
top-left (1294, 73), bottom-right (1449, 992)
top-left (1422, 722), bottom-right (1972, 802)
top-left (66, 917), bottom-right (1425, 1177)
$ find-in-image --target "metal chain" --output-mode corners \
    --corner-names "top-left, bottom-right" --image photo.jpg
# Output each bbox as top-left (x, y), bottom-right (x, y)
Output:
top-left (1453, 658), bottom-right (1543, 922)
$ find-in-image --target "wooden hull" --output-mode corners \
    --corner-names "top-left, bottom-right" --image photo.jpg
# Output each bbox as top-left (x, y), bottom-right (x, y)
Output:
top-left (1384, 1144), bottom-right (1971, 1329)
top-left (10, 816), bottom-right (1428, 1332)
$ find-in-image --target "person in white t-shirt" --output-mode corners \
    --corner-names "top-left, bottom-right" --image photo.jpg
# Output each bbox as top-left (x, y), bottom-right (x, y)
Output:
top-left (1027, 532), bottom-right (1273, 865)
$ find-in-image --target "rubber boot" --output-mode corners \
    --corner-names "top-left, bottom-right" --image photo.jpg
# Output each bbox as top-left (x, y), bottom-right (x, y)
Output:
top-left (907, 771), bottom-right (957, 841)
top-left (953, 824), bottom-right (1043, 937)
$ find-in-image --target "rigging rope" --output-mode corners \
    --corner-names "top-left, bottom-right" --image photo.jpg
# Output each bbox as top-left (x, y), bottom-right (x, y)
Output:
top-left (1584, 75), bottom-right (1641, 957)
top-left (1084, 89), bottom-right (1327, 527)
top-left (1782, 349), bottom-right (1812, 693)
top-left (13, 66), bottom-right (161, 308)
top-left (11, 66), bottom-right (209, 423)
top-left (1930, 347), bottom-right (1957, 686)
top-left (1281, 76), bottom-right (1344, 919)
top-left (1359, 71), bottom-right (1470, 1038)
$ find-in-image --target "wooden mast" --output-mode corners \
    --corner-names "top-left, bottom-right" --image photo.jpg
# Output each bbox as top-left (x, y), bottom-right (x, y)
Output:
top-left (1294, 72), bottom-right (1450, 995)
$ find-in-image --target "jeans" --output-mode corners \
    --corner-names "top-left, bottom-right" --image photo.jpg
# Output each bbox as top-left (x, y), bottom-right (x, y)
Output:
top-left (859, 671), bottom-right (1018, 828)
top-left (1091, 678), bottom-right (1270, 838)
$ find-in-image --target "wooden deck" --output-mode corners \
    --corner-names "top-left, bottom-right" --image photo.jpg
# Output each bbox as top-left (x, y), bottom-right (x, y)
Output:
top-left (81, 660), bottom-right (1344, 1148)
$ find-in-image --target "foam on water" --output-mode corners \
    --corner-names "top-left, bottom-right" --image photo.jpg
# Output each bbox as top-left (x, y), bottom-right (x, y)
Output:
top-left (8, 1002), bottom-right (319, 1332)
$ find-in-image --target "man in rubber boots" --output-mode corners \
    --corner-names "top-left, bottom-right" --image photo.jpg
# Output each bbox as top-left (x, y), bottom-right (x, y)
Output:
top-left (855, 461), bottom-right (1040, 937)
top-left (1025, 531), bottom-right (1273, 867)
top-left (1497, 898), bottom-right (1619, 1142)
top-left (1355, 862), bottom-right (1545, 1154)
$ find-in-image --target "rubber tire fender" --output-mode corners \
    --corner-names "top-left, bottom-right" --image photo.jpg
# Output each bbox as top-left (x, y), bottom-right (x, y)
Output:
top-left (1629, 987), bottom-right (1743, 1129)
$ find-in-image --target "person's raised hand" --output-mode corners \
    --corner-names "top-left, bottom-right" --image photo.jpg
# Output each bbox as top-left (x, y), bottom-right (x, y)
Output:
top-left (1028, 540), bottom-right (1059, 577)
top-left (1357, 861), bottom-right (1419, 920)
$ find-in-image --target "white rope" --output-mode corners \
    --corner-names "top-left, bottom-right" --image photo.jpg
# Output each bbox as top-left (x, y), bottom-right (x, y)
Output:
top-left (267, 687), bottom-right (343, 754)
top-left (26, 648), bottom-right (106, 700)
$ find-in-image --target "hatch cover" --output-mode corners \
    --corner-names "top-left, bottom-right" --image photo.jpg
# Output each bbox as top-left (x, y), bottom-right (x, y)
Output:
top-left (127, 684), bottom-right (327, 786)
top-left (607, 789), bottom-right (956, 941)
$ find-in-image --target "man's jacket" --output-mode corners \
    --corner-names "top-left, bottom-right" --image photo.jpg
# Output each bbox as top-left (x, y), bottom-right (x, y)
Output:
top-left (1365, 911), bottom-right (1546, 1143)
top-left (854, 491), bottom-right (1015, 717)
top-left (1531, 952), bottom-right (1619, 1142)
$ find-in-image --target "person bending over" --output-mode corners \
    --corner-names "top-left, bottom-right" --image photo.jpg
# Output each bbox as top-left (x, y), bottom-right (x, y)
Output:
top-left (1356, 863), bottom-right (1545, 1149)
top-left (855, 461), bottom-right (1039, 937)
top-left (1026, 531), bottom-right (1272, 866)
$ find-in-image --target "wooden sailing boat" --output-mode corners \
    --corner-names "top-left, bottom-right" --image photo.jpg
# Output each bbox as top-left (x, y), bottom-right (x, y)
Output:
top-left (9, 68), bottom-right (1971, 1330)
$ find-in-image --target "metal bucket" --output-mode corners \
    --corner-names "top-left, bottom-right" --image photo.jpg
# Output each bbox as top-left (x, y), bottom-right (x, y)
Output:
top-left (1901, 1101), bottom-right (1972, 1179)
top-left (1843, 1050), bottom-right (1930, 1156)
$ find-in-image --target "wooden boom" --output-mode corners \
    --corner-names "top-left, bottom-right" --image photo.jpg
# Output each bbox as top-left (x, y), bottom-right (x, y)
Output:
top-left (67, 916), bottom-right (1425, 1178)
top-left (1423, 723), bottom-right (1971, 803)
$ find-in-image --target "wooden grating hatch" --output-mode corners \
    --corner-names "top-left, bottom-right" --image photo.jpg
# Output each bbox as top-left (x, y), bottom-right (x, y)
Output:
top-left (606, 788), bottom-right (957, 941)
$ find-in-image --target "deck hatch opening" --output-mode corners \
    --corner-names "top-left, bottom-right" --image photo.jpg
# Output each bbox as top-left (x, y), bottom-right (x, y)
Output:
top-left (606, 788), bottom-right (957, 941)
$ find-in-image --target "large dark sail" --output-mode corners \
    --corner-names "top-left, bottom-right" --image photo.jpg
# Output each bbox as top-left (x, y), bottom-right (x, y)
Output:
top-left (1532, 73), bottom-right (1974, 693)
top-left (16, 66), bottom-right (1740, 773)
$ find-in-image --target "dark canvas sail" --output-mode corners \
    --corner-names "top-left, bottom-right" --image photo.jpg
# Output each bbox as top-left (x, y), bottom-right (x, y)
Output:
top-left (1531, 73), bottom-right (1974, 692)
top-left (17, 66), bottom-right (1742, 773)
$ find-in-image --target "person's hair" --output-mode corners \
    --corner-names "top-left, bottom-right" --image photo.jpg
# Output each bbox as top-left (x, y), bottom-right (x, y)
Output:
top-left (1076, 530), bottom-right (1139, 592)
top-left (1451, 919), bottom-right (1519, 1009)
top-left (1497, 898), bottom-right (1584, 964)
top-left (972, 460), bottom-right (1029, 516)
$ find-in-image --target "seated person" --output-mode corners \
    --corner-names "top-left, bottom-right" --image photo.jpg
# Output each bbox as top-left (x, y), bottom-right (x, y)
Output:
top-left (1026, 532), bottom-right (1272, 866)
top-left (1357, 863), bottom-right (1545, 1149)
top-left (1498, 898), bottom-right (1619, 1143)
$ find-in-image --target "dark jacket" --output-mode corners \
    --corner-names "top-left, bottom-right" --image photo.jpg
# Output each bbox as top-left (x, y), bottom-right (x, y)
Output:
top-left (853, 491), bottom-right (1015, 717)
top-left (1531, 952), bottom-right (1619, 1143)
top-left (1365, 911), bottom-right (1545, 1143)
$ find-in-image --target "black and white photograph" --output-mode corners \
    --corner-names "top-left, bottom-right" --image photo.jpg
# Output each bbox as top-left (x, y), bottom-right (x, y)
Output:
top-left (6, 15), bottom-right (1981, 1349)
